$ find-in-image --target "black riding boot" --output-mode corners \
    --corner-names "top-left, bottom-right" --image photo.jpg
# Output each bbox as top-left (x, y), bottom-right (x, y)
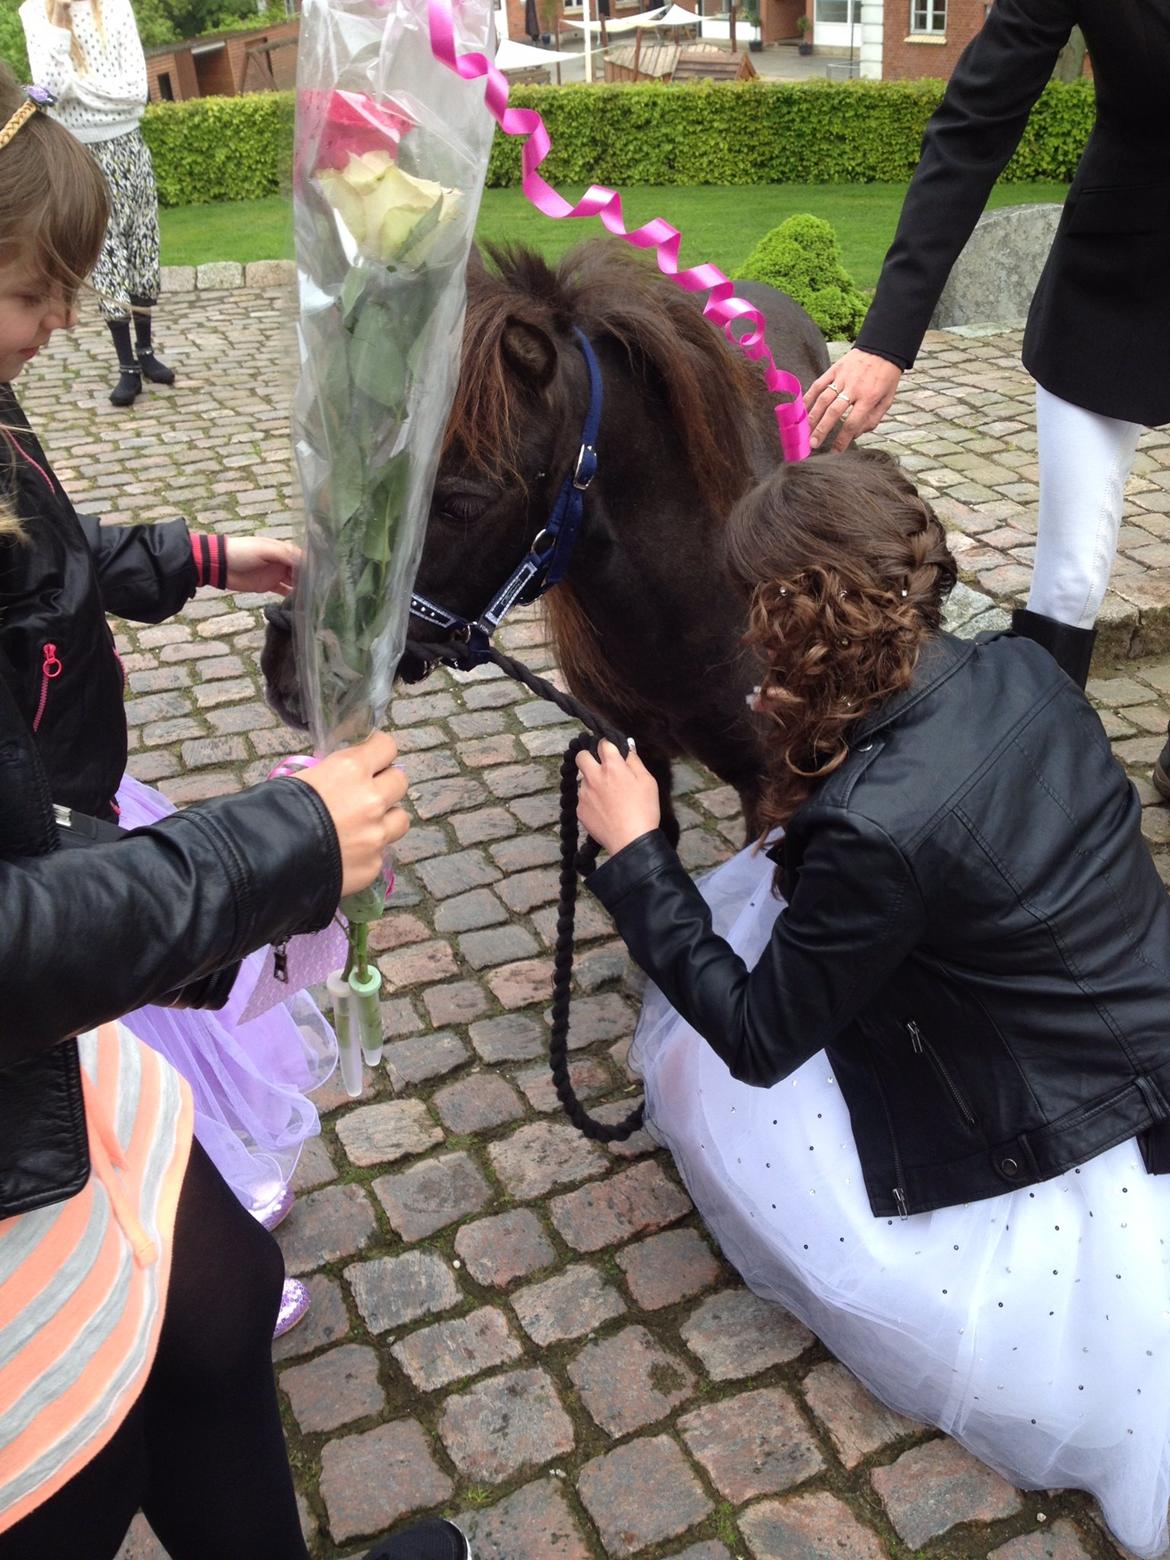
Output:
top-left (107, 319), bottom-right (141, 407)
top-left (130, 295), bottom-right (175, 385)
top-left (1010, 608), bottom-right (1097, 690)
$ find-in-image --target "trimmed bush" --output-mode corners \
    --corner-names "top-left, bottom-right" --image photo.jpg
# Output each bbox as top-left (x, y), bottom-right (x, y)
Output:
top-left (736, 213), bottom-right (868, 339)
top-left (484, 77), bottom-right (1093, 189)
top-left (124, 75), bottom-right (1090, 208)
top-left (143, 91), bottom-right (294, 205)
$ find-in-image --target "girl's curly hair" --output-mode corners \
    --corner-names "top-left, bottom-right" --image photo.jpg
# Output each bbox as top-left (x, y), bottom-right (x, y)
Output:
top-left (725, 447), bottom-right (957, 845)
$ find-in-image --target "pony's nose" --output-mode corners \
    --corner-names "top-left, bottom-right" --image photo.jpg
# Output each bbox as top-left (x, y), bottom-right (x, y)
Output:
top-left (264, 600), bottom-right (293, 634)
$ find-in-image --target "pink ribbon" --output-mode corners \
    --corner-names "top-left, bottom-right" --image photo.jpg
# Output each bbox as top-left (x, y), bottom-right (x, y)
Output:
top-left (268, 754), bottom-right (319, 780)
top-left (425, 0), bottom-right (810, 462)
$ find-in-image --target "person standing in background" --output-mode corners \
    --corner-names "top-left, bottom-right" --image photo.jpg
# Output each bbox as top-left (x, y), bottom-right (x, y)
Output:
top-left (20, 0), bottom-right (175, 406)
top-left (803, 0), bottom-right (1170, 788)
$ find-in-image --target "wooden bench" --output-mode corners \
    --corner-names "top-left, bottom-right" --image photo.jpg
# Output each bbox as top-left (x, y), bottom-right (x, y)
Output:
top-left (673, 43), bottom-right (757, 79)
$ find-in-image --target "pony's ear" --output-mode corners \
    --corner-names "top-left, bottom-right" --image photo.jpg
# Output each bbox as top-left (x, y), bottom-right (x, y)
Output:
top-left (500, 316), bottom-right (557, 392)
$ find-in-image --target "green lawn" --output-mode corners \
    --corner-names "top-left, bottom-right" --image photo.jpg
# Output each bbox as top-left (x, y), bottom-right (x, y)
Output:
top-left (159, 181), bottom-right (1069, 289)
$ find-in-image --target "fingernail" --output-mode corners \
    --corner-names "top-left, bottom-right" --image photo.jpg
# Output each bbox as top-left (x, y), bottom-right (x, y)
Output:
top-left (627, 737), bottom-right (636, 750)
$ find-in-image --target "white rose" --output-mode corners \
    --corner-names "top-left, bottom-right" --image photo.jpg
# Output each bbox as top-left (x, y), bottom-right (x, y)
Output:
top-left (318, 150), bottom-right (462, 266)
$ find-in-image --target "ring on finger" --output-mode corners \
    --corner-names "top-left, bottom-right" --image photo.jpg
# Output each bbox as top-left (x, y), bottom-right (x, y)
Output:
top-left (839, 402), bottom-right (853, 422)
top-left (827, 381), bottom-right (841, 394)
top-left (835, 390), bottom-right (851, 405)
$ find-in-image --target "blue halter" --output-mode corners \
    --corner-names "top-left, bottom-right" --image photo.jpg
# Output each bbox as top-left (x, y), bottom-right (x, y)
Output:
top-left (410, 327), bottom-right (602, 666)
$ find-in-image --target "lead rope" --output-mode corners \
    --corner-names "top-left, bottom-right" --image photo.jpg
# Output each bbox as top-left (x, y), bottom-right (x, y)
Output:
top-left (405, 637), bottom-right (646, 1142)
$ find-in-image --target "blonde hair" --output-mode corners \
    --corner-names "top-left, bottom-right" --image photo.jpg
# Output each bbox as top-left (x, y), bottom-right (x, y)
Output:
top-left (56, 0), bottom-right (107, 72)
top-left (0, 63), bottom-right (108, 539)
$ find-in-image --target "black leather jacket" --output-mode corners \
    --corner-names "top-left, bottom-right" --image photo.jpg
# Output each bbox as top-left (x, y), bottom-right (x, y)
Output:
top-left (0, 386), bottom-right (200, 819)
top-left (857, 0), bottom-right (1170, 427)
top-left (590, 633), bottom-right (1170, 1217)
top-left (0, 390), bottom-right (342, 1210)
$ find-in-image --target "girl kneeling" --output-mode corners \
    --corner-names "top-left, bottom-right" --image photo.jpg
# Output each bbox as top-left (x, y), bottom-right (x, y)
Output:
top-left (578, 450), bottom-right (1170, 1560)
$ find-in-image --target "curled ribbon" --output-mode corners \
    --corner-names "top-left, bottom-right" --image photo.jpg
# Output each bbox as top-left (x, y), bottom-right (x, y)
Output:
top-left (425, 0), bottom-right (811, 462)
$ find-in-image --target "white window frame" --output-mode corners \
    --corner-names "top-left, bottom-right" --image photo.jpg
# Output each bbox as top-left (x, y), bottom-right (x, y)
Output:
top-left (909, 0), bottom-right (946, 33)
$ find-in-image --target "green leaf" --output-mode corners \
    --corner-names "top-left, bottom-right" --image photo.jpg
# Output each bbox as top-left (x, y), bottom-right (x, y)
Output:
top-left (340, 266), bottom-right (370, 329)
top-left (326, 425), bottom-right (365, 526)
top-left (354, 451), bottom-right (407, 564)
top-left (394, 189), bottom-right (446, 265)
top-left (348, 305), bottom-right (407, 408)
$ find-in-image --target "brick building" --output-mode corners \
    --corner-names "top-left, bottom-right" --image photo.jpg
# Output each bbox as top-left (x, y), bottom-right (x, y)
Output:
top-left (817, 0), bottom-right (1083, 81)
top-left (496, 0), bottom-right (997, 72)
top-left (146, 18), bottom-right (300, 103)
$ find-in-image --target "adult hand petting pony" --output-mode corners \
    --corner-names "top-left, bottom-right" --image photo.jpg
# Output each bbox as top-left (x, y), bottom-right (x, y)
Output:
top-left (804, 348), bottom-right (903, 452)
top-left (576, 739), bottom-right (660, 855)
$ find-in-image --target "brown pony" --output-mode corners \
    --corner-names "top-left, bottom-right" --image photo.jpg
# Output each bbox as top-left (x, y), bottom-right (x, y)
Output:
top-left (264, 238), bottom-right (828, 840)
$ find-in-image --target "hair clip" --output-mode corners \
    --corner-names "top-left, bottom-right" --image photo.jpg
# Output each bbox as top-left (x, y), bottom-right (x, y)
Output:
top-left (779, 587), bottom-right (787, 597)
top-left (901, 588), bottom-right (909, 599)
top-left (0, 86), bottom-right (55, 153)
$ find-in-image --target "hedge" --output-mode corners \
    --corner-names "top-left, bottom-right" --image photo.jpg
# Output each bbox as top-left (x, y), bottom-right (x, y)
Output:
top-left (143, 92), bottom-right (295, 205)
top-left (484, 78), bottom-right (1093, 187)
top-left (139, 76), bottom-right (1092, 207)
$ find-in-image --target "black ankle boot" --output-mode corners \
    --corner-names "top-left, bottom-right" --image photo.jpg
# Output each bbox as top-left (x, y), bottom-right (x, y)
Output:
top-left (361, 1518), bottom-right (470, 1559)
top-left (130, 295), bottom-right (175, 385)
top-left (1010, 608), bottom-right (1097, 690)
top-left (107, 319), bottom-right (141, 407)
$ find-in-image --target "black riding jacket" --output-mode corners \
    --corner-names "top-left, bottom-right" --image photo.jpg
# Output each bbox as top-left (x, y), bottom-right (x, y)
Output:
top-left (590, 633), bottom-right (1170, 1217)
top-left (0, 389), bottom-right (341, 1211)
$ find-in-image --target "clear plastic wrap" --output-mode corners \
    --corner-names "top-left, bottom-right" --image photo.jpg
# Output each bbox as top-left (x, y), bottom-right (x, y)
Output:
top-left (288, 0), bottom-right (496, 1089)
top-left (291, 0), bottom-right (496, 755)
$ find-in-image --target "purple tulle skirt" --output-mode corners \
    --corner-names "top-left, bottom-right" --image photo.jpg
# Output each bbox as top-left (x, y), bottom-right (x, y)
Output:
top-left (115, 773), bottom-right (342, 1212)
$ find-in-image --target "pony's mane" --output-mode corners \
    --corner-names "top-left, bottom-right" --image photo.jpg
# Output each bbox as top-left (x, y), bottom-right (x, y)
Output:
top-left (446, 238), bottom-right (777, 518)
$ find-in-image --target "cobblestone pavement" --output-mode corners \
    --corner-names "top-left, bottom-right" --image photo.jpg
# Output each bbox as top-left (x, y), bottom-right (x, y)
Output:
top-left (26, 287), bottom-right (1169, 1560)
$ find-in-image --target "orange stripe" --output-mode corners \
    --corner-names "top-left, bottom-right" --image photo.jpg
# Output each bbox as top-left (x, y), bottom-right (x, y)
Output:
top-left (0, 1190), bottom-right (96, 1325)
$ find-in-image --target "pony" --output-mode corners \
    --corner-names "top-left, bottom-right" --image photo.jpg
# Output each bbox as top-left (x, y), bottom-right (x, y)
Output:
top-left (264, 238), bottom-right (828, 841)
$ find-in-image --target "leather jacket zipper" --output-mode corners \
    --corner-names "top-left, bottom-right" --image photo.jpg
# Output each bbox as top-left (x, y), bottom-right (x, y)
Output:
top-left (907, 1019), bottom-right (977, 1127)
top-left (32, 642), bottom-right (62, 733)
top-left (870, 1061), bottom-right (910, 1219)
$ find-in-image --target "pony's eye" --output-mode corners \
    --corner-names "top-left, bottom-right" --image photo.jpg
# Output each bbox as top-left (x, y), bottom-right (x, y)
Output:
top-left (436, 496), bottom-right (487, 524)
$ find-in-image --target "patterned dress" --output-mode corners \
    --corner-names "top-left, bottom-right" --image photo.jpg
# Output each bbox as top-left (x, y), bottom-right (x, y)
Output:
top-left (20, 0), bottom-right (161, 319)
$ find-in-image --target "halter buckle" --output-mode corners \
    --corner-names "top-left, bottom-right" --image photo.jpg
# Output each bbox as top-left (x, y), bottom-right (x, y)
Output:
top-left (573, 444), bottom-right (598, 491)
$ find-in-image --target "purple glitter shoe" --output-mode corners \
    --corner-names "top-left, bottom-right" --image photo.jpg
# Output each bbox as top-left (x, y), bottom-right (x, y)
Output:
top-left (273, 1278), bottom-right (310, 1339)
top-left (252, 1183), bottom-right (296, 1232)
top-left (361, 1519), bottom-right (471, 1559)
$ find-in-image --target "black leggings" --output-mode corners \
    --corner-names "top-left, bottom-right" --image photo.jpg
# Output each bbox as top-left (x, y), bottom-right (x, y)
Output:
top-left (0, 1142), bottom-right (310, 1560)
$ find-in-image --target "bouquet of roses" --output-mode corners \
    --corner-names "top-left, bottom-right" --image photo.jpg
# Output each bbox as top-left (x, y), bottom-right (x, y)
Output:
top-left (291, 0), bottom-right (496, 1091)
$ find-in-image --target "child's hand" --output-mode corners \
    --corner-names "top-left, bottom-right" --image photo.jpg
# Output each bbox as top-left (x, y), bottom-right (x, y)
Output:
top-left (224, 537), bottom-right (301, 596)
top-left (576, 739), bottom-right (661, 855)
top-left (294, 731), bottom-right (409, 898)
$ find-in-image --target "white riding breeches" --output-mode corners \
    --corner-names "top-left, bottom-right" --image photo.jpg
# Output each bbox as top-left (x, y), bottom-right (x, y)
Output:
top-left (1027, 385), bottom-right (1144, 629)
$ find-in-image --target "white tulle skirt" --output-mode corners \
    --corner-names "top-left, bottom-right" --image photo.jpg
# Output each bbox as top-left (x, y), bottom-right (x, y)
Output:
top-left (630, 844), bottom-right (1170, 1558)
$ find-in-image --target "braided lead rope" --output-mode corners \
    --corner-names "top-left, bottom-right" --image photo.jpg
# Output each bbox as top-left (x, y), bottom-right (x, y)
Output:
top-left (405, 637), bottom-right (646, 1141)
